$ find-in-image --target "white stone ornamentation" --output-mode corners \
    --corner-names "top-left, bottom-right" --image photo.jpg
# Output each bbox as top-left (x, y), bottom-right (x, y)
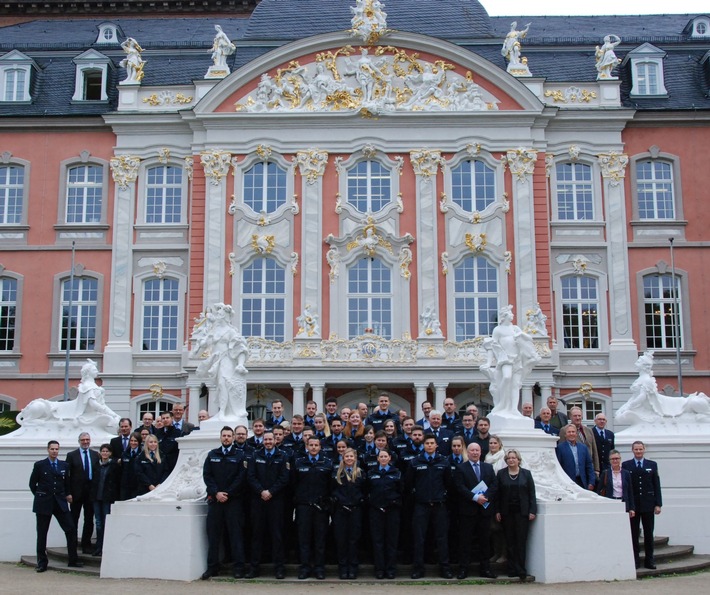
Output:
top-left (290, 251), bottom-right (299, 275)
top-left (504, 250), bottom-right (512, 274)
top-left (200, 150), bottom-right (231, 185)
top-left (110, 154), bottom-right (140, 190)
top-left (346, 220), bottom-right (393, 257)
top-left (465, 232), bottom-right (487, 253)
top-left (398, 246), bottom-right (412, 280)
top-left (502, 148), bottom-right (537, 181)
top-left (184, 157), bottom-right (194, 180)
top-left (419, 306), bottom-right (443, 338)
top-left (326, 244), bottom-right (341, 283)
top-left (350, 0), bottom-right (388, 44)
top-left (501, 22), bottom-right (532, 76)
top-left (119, 37), bottom-right (145, 84)
top-left (296, 305), bottom-right (320, 338)
top-left (597, 152), bottom-right (628, 187)
top-left (441, 251), bottom-right (449, 275)
top-left (595, 34), bottom-right (621, 80)
top-left (152, 260), bottom-right (167, 278)
top-left (206, 24), bottom-right (236, 79)
top-left (251, 234), bottom-right (275, 255)
top-left (295, 149), bottom-right (328, 184)
top-left (136, 452), bottom-right (208, 502)
top-left (410, 149), bottom-right (443, 179)
top-left (524, 303), bottom-right (549, 336)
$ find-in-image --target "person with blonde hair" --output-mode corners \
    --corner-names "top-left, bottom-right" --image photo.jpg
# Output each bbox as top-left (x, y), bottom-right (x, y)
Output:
top-left (331, 448), bottom-right (365, 579)
top-left (135, 434), bottom-right (166, 495)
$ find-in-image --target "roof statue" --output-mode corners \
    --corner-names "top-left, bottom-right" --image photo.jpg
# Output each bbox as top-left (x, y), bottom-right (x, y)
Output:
top-left (119, 37), bottom-right (145, 84)
top-left (595, 34), bottom-right (622, 80)
top-left (350, 0), bottom-right (389, 44)
top-left (501, 21), bottom-right (532, 77)
top-left (206, 24), bottom-right (236, 79)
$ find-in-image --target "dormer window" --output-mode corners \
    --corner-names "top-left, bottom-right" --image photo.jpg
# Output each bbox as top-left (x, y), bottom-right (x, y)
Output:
top-left (95, 22), bottom-right (122, 45)
top-left (686, 16), bottom-right (710, 38)
top-left (0, 50), bottom-right (37, 103)
top-left (71, 50), bottom-right (112, 102)
top-left (623, 43), bottom-right (668, 97)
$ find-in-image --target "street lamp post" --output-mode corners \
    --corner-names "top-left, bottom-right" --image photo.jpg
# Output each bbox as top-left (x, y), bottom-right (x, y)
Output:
top-left (669, 237), bottom-right (683, 396)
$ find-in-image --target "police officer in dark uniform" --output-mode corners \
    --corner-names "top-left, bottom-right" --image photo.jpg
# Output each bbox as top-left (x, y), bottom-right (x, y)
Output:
top-left (367, 449), bottom-right (402, 579)
top-left (406, 433), bottom-right (453, 579)
top-left (331, 447), bottom-right (365, 579)
top-left (29, 440), bottom-right (82, 572)
top-left (246, 430), bottom-right (290, 579)
top-left (201, 426), bottom-right (247, 580)
top-left (293, 436), bottom-right (333, 579)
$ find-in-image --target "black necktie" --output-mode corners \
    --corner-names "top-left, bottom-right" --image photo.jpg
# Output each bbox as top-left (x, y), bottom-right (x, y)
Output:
top-left (637, 460), bottom-right (642, 469)
top-left (223, 448), bottom-right (229, 456)
top-left (150, 451), bottom-right (155, 461)
top-left (544, 424), bottom-right (550, 432)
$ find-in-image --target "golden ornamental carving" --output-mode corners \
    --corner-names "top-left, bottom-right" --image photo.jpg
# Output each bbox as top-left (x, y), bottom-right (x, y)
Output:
top-left (544, 87), bottom-right (597, 103)
top-left (346, 218), bottom-right (393, 257)
top-left (142, 91), bottom-right (193, 106)
top-left (579, 382), bottom-right (594, 397)
top-left (110, 154), bottom-right (141, 190)
top-left (255, 144), bottom-right (273, 160)
top-left (157, 148), bottom-right (170, 164)
top-left (350, 0), bottom-right (389, 44)
top-left (149, 383), bottom-right (164, 400)
top-left (200, 150), bottom-right (231, 186)
top-left (502, 148), bottom-right (537, 181)
top-left (410, 149), bottom-right (443, 178)
top-left (295, 149), bottom-right (328, 184)
top-left (399, 246), bottom-right (412, 280)
top-left (290, 251), bottom-right (299, 276)
top-left (597, 152), bottom-right (628, 187)
top-left (152, 260), bottom-right (167, 278)
top-left (465, 232), bottom-right (487, 253)
top-left (184, 156), bottom-right (194, 180)
top-left (251, 234), bottom-right (276, 255)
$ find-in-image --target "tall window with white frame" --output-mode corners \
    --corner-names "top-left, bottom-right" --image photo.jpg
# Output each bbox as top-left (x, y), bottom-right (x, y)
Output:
top-left (643, 273), bottom-right (682, 349)
top-left (453, 256), bottom-right (498, 341)
top-left (243, 161), bottom-right (287, 213)
top-left (636, 160), bottom-right (674, 220)
top-left (145, 165), bottom-right (182, 223)
top-left (346, 161), bottom-right (391, 213)
top-left (0, 277), bottom-right (17, 351)
top-left (348, 257), bottom-right (392, 338)
top-left (60, 277), bottom-right (97, 351)
top-left (141, 278), bottom-right (179, 351)
top-left (450, 159), bottom-right (496, 212)
top-left (561, 276), bottom-right (599, 349)
top-left (635, 62), bottom-right (660, 95)
top-left (0, 165), bottom-right (23, 224)
top-left (66, 164), bottom-right (103, 223)
top-left (241, 258), bottom-right (286, 341)
top-left (3, 68), bottom-right (27, 102)
top-left (556, 162), bottom-right (593, 220)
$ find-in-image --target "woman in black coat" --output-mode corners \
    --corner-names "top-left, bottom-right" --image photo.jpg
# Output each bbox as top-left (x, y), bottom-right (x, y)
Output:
top-left (135, 434), bottom-right (168, 496)
top-left (119, 432), bottom-right (143, 501)
top-left (494, 449), bottom-right (537, 581)
top-left (91, 444), bottom-right (120, 555)
top-left (331, 448), bottom-right (366, 580)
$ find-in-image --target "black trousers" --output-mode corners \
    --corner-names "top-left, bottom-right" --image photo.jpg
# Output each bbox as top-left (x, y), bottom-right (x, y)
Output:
top-left (501, 513), bottom-right (530, 575)
top-left (411, 502), bottom-right (449, 570)
top-left (370, 505), bottom-right (400, 573)
top-left (459, 512), bottom-right (492, 571)
top-left (250, 496), bottom-right (285, 569)
top-left (36, 502), bottom-right (78, 567)
top-left (70, 487), bottom-right (94, 549)
top-left (332, 506), bottom-right (362, 571)
top-left (630, 511), bottom-right (655, 565)
top-left (296, 503), bottom-right (329, 572)
top-left (206, 498), bottom-right (244, 572)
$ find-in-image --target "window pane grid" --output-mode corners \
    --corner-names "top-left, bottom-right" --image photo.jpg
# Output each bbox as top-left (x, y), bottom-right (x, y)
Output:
top-left (451, 160), bottom-right (495, 212)
top-left (60, 277), bottom-right (98, 351)
top-left (4, 69), bottom-right (27, 101)
top-left (453, 256), bottom-right (499, 340)
top-left (637, 161), bottom-right (674, 219)
top-left (66, 165), bottom-right (103, 223)
top-left (0, 277), bottom-right (17, 350)
top-left (146, 165), bottom-right (183, 223)
top-left (644, 274), bottom-right (682, 349)
top-left (243, 162), bottom-right (287, 213)
top-left (561, 276), bottom-right (599, 349)
top-left (347, 258), bottom-right (392, 338)
top-left (556, 163), bottom-right (593, 220)
top-left (0, 165), bottom-right (24, 224)
top-left (241, 258), bottom-right (286, 341)
top-left (346, 161), bottom-right (392, 213)
top-left (142, 278), bottom-right (179, 351)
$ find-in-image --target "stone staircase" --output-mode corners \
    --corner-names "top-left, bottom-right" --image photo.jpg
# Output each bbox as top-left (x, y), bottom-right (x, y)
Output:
top-left (636, 536), bottom-right (710, 578)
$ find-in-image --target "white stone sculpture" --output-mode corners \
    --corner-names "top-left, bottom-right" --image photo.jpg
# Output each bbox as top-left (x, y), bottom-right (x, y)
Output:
top-left (524, 303), bottom-right (548, 336)
top-left (206, 24), bottom-right (236, 78)
top-left (326, 245), bottom-right (340, 283)
top-left (616, 350), bottom-right (710, 430)
top-left (14, 359), bottom-right (120, 438)
top-left (419, 306), bottom-right (443, 338)
top-left (350, 0), bottom-right (388, 44)
top-left (480, 305), bottom-right (541, 419)
top-left (501, 21), bottom-right (532, 76)
top-left (296, 305), bottom-right (320, 338)
top-left (595, 34), bottom-right (621, 80)
top-left (119, 37), bottom-right (145, 84)
top-left (344, 48), bottom-right (386, 104)
top-left (524, 449), bottom-right (600, 502)
top-left (136, 452), bottom-right (209, 502)
top-left (191, 303), bottom-right (248, 421)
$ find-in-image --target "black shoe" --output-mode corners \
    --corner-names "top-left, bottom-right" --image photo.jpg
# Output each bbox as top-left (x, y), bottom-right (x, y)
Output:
top-left (375, 570), bottom-right (385, 579)
top-left (644, 563), bottom-right (657, 570)
top-left (480, 570), bottom-right (497, 579)
top-left (385, 571), bottom-right (396, 580)
top-left (233, 569), bottom-right (245, 579)
top-left (245, 568), bottom-right (259, 579)
top-left (411, 570), bottom-right (424, 579)
top-left (91, 549), bottom-right (102, 557)
top-left (201, 569), bottom-right (216, 580)
top-left (519, 573), bottom-right (528, 582)
top-left (339, 571), bottom-right (348, 580)
top-left (275, 569), bottom-right (285, 580)
top-left (298, 569), bottom-right (310, 580)
top-left (315, 571), bottom-right (325, 580)
top-left (67, 561), bottom-right (84, 568)
top-left (457, 569), bottom-right (468, 580)
top-left (36, 565), bottom-right (47, 573)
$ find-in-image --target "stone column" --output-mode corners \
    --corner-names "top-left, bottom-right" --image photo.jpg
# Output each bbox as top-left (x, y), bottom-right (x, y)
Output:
top-left (187, 383), bottom-right (201, 425)
top-left (411, 150), bottom-right (442, 337)
top-left (503, 148), bottom-right (538, 316)
top-left (296, 149), bottom-right (328, 328)
top-left (311, 383), bottom-right (325, 414)
top-left (598, 152), bottom-right (638, 371)
top-left (414, 382), bottom-right (429, 417)
top-left (291, 382), bottom-right (306, 416)
top-left (434, 382), bottom-right (448, 412)
top-left (199, 150), bottom-right (231, 307)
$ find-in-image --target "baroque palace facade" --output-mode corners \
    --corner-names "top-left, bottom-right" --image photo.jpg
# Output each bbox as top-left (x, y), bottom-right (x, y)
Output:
top-left (1, 0), bottom-right (710, 426)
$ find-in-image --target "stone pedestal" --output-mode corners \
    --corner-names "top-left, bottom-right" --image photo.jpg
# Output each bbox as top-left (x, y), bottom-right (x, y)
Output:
top-left (616, 430), bottom-right (710, 554)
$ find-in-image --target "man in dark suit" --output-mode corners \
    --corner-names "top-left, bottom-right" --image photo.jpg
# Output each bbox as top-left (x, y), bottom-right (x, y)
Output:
top-left (110, 418), bottom-right (133, 458)
top-left (623, 441), bottom-right (662, 569)
top-left (454, 443), bottom-right (497, 579)
top-left (427, 410), bottom-right (454, 456)
top-left (535, 396), bottom-right (568, 430)
top-left (592, 413), bottom-right (615, 470)
top-left (415, 400), bottom-right (432, 431)
top-left (65, 432), bottom-right (100, 553)
top-left (156, 410), bottom-right (182, 473)
top-left (534, 407), bottom-right (560, 436)
top-left (556, 424), bottom-right (595, 490)
top-left (171, 403), bottom-right (195, 435)
top-left (30, 441), bottom-right (83, 572)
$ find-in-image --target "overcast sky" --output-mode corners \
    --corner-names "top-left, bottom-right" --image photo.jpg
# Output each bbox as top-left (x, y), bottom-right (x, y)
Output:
top-left (480, 0), bottom-right (708, 16)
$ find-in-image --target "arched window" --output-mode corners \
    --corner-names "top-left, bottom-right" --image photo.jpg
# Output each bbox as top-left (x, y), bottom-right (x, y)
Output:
top-left (145, 165), bottom-right (183, 223)
top-left (634, 62), bottom-right (661, 95)
top-left (450, 159), bottom-right (495, 212)
top-left (555, 162), bottom-right (593, 220)
top-left (636, 160), bottom-right (674, 220)
top-left (346, 161), bottom-right (391, 213)
top-left (141, 278), bottom-right (179, 351)
top-left (561, 275), bottom-right (599, 349)
top-left (243, 161), bottom-right (287, 213)
top-left (453, 256), bottom-right (498, 340)
top-left (241, 258), bottom-right (286, 341)
top-left (60, 276), bottom-right (98, 351)
top-left (347, 257), bottom-right (392, 338)
top-left (643, 273), bottom-right (682, 349)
